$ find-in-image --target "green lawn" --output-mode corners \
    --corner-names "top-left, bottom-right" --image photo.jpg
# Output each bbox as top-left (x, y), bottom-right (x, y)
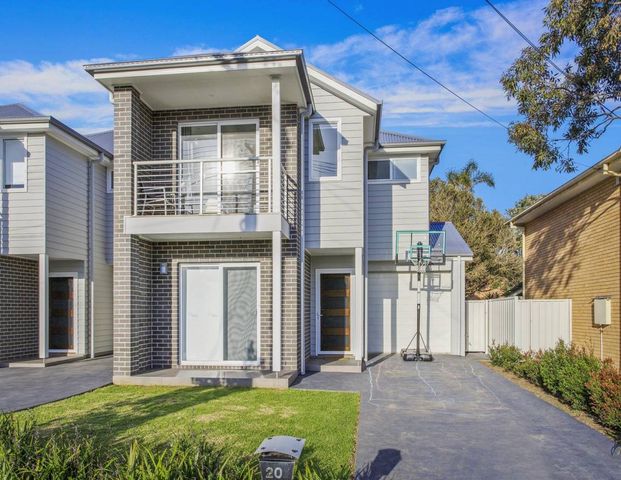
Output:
top-left (20, 385), bottom-right (359, 471)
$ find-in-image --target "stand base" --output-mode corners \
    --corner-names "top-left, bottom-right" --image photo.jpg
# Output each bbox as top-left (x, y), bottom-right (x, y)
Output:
top-left (400, 349), bottom-right (433, 362)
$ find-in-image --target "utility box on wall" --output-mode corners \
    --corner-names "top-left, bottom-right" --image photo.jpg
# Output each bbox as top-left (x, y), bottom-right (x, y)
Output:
top-left (593, 297), bottom-right (612, 326)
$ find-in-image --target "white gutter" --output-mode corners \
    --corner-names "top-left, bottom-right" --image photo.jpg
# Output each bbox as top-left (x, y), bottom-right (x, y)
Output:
top-left (299, 104), bottom-right (312, 375)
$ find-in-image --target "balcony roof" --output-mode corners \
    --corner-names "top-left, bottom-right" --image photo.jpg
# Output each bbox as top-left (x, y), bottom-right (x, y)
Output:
top-left (84, 50), bottom-right (313, 110)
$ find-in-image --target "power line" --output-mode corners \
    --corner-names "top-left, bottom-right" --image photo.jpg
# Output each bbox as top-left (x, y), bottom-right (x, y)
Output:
top-left (484, 0), bottom-right (617, 118)
top-left (325, 0), bottom-right (509, 130)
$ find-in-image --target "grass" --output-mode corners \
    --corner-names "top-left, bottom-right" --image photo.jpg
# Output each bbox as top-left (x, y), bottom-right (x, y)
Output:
top-left (17, 385), bottom-right (359, 471)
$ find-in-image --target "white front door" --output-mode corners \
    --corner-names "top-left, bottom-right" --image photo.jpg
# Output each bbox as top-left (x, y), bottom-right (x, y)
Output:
top-left (180, 264), bottom-right (260, 366)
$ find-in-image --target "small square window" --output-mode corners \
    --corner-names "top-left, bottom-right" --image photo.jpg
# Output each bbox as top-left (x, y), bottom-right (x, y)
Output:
top-left (368, 157), bottom-right (419, 182)
top-left (368, 160), bottom-right (390, 180)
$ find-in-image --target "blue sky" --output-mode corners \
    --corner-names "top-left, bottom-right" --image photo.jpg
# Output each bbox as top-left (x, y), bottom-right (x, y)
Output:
top-left (0, 0), bottom-right (618, 213)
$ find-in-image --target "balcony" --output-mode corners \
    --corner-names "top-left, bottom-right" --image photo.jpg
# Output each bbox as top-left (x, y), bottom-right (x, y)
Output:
top-left (124, 157), bottom-right (297, 241)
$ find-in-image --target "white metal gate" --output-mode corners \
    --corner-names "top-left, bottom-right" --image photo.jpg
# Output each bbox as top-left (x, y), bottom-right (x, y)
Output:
top-left (466, 297), bottom-right (571, 353)
top-left (466, 300), bottom-right (487, 352)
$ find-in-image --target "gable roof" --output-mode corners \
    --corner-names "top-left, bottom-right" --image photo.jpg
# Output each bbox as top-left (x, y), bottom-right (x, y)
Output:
top-left (511, 148), bottom-right (621, 226)
top-left (431, 221), bottom-right (473, 257)
top-left (0, 103), bottom-right (113, 159)
top-left (236, 35), bottom-right (381, 116)
top-left (0, 103), bottom-right (42, 118)
top-left (85, 130), bottom-right (114, 153)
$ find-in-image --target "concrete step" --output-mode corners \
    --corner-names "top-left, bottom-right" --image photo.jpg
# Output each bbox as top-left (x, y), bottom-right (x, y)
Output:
top-left (2, 354), bottom-right (87, 368)
top-left (113, 368), bottom-right (298, 389)
top-left (306, 357), bottom-right (364, 373)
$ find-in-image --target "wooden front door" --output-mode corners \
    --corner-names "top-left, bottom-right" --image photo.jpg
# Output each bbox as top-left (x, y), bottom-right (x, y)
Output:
top-left (319, 272), bottom-right (351, 353)
top-left (49, 277), bottom-right (75, 351)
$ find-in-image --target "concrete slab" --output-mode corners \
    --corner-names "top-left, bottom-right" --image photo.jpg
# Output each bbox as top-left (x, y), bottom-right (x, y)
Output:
top-left (113, 368), bottom-right (297, 389)
top-left (0, 356), bottom-right (112, 412)
top-left (2, 354), bottom-right (87, 368)
top-left (293, 354), bottom-right (621, 480)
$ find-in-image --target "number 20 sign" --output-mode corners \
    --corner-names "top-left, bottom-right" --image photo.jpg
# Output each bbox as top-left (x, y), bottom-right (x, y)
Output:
top-left (259, 460), bottom-right (295, 480)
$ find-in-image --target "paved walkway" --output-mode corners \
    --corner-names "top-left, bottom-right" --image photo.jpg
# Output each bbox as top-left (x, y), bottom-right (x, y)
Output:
top-left (293, 354), bottom-right (620, 480)
top-left (0, 356), bottom-right (112, 412)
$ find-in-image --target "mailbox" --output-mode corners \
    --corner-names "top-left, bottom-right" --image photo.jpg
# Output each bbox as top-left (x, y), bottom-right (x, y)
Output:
top-left (255, 435), bottom-right (305, 480)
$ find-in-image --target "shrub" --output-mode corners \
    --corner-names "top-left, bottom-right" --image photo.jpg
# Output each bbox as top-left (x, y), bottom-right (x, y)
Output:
top-left (513, 351), bottom-right (542, 386)
top-left (539, 341), bottom-right (601, 410)
top-left (489, 343), bottom-right (523, 370)
top-left (0, 414), bottom-right (351, 480)
top-left (587, 360), bottom-right (621, 435)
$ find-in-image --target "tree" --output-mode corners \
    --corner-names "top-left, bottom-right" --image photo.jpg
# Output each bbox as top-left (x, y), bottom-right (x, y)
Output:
top-left (506, 193), bottom-right (547, 219)
top-left (430, 172), bottom-right (521, 298)
top-left (446, 160), bottom-right (495, 191)
top-left (501, 0), bottom-right (620, 171)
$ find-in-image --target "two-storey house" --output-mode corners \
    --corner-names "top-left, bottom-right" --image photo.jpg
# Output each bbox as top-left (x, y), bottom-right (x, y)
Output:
top-left (85, 36), bottom-right (471, 386)
top-left (0, 104), bottom-right (113, 365)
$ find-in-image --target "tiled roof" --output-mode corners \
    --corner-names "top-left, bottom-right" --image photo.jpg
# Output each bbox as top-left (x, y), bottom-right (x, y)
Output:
top-left (379, 130), bottom-right (440, 145)
top-left (85, 130), bottom-right (114, 153)
top-left (0, 103), bottom-right (42, 118)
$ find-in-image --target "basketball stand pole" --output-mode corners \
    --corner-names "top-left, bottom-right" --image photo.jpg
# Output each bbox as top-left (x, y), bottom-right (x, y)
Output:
top-left (401, 245), bottom-right (433, 362)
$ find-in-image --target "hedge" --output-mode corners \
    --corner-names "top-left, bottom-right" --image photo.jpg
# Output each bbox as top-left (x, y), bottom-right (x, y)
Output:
top-left (489, 341), bottom-right (621, 436)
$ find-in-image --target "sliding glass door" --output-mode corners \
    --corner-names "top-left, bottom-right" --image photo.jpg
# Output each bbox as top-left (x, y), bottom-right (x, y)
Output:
top-left (180, 264), bottom-right (259, 365)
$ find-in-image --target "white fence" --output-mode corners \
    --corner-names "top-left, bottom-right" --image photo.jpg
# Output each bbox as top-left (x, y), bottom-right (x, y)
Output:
top-left (466, 297), bottom-right (572, 353)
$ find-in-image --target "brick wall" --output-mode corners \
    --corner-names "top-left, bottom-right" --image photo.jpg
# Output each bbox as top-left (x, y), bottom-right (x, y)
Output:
top-left (0, 255), bottom-right (38, 361)
top-left (113, 86), bottom-right (153, 376)
top-left (113, 96), bottom-right (302, 374)
top-left (524, 177), bottom-right (621, 366)
top-left (151, 240), bottom-right (272, 369)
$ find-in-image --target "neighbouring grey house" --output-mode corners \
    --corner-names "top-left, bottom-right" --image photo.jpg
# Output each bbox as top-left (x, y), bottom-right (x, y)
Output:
top-left (84, 35), bottom-right (471, 386)
top-left (0, 103), bottom-right (114, 364)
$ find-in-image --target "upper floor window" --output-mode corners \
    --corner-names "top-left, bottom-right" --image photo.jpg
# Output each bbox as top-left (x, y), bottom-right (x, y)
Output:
top-left (106, 167), bottom-right (113, 193)
top-left (368, 157), bottom-right (419, 183)
top-left (1, 138), bottom-right (27, 190)
top-left (309, 119), bottom-right (341, 181)
top-left (179, 120), bottom-right (258, 160)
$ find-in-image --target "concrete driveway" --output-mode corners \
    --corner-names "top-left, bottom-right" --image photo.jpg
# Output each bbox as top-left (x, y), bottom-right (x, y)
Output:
top-left (0, 356), bottom-right (112, 412)
top-left (293, 354), bottom-right (620, 480)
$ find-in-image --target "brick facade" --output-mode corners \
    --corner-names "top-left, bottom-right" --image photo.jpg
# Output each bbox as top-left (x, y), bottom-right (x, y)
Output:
top-left (524, 177), bottom-right (621, 366)
top-left (151, 240), bottom-right (273, 369)
top-left (0, 255), bottom-right (38, 362)
top-left (113, 87), bottom-right (153, 376)
top-left (113, 88), bottom-right (302, 375)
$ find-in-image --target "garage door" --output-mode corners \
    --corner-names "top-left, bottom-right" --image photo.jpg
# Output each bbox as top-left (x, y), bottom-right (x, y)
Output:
top-left (368, 271), bottom-right (452, 354)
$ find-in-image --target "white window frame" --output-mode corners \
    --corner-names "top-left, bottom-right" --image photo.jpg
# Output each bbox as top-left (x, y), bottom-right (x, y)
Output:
top-left (368, 156), bottom-right (421, 184)
top-left (106, 167), bottom-right (113, 193)
top-left (179, 262), bottom-right (261, 367)
top-left (177, 118), bottom-right (260, 161)
top-left (315, 268), bottom-right (354, 355)
top-left (308, 118), bottom-right (342, 182)
top-left (1, 135), bottom-right (28, 192)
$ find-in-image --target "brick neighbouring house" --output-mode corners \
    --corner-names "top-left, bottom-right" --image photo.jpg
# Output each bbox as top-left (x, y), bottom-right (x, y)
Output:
top-left (511, 148), bottom-right (621, 367)
top-left (84, 35), bottom-right (472, 387)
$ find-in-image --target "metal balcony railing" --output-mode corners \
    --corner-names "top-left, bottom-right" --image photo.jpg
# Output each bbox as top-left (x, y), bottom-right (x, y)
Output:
top-left (133, 157), bottom-right (298, 225)
top-left (133, 157), bottom-right (270, 216)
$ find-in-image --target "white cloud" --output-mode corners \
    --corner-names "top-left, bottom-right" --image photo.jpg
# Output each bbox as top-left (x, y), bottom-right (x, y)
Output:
top-left (308, 0), bottom-right (547, 130)
top-left (0, 58), bottom-right (113, 131)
